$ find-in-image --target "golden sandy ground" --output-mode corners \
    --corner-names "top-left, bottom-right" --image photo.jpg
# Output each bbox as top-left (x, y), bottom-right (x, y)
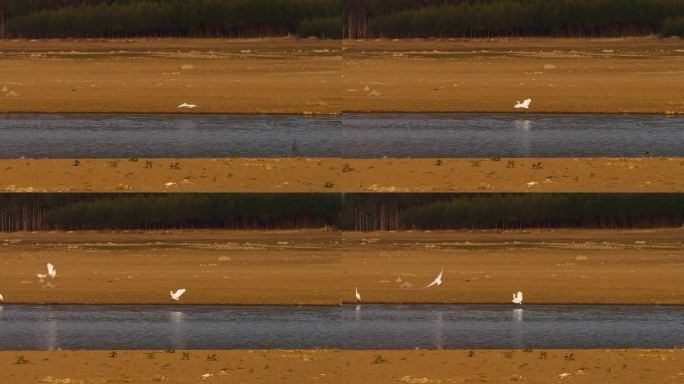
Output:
top-left (0, 349), bottom-right (681, 383)
top-left (1, 157), bottom-right (682, 192)
top-left (0, 229), bottom-right (682, 305)
top-left (342, 229), bottom-right (684, 305)
top-left (0, 38), bottom-right (340, 114)
top-left (1, 37), bottom-right (683, 114)
top-left (343, 37), bottom-right (684, 114)
top-left (0, 230), bottom-right (340, 305)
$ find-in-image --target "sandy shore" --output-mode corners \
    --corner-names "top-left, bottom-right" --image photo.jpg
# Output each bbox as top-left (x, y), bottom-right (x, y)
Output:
top-left (342, 229), bottom-right (684, 305)
top-left (0, 38), bottom-right (340, 115)
top-left (2, 37), bottom-right (683, 114)
top-left (0, 349), bottom-right (681, 383)
top-left (0, 229), bottom-right (682, 305)
top-left (1, 157), bottom-right (682, 192)
top-left (344, 37), bottom-right (684, 114)
top-left (0, 230), bottom-right (340, 305)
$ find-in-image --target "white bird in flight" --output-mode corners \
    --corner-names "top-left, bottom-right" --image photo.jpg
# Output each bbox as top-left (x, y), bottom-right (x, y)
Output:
top-left (512, 291), bottom-right (524, 304)
top-left (177, 103), bottom-right (197, 109)
top-left (37, 263), bottom-right (57, 280)
top-left (170, 289), bottom-right (187, 301)
top-left (425, 268), bottom-right (443, 288)
top-left (355, 287), bottom-right (361, 303)
top-left (514, 98), bottom-right (532, 109)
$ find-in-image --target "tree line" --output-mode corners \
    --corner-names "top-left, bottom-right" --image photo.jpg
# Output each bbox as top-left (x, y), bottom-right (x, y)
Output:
top-left (1, 0), bottom-right (342, 39)
top-left (1, 193), bottom-right (682, 232)
top-left (344, 0), bottom-right (684, 38)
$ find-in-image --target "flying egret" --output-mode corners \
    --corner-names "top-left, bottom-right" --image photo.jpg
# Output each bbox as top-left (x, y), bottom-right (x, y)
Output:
top-left (178, 103), bottom-right (197, 109)
top-left (355, 287), bottom-right (361, 303)
top-left (512, 291), bottom-right (523, 304)
top-left (37, 263), bottom-right (56, 281)
top-left (514, 99), bottom-right (532, 109)
top-left (425, 268), bottom-right (444, 288)
top-left (47, 263), bottom-right (57, 278)
top-left (170, 289), bottom-right (186, 301)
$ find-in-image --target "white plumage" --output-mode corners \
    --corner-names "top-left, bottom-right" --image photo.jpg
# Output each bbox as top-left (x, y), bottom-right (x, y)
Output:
top-left (37, 263), bottom-right (56, 280)
top-left (355, 287), bottom-right (361, 303)
top-left (177, 103), bottom-right (197, 109)
top-left (47, 263), bottom-right (57, 278)
top-left (514, 98), bottom-right (532, 109)
top-left (170, 289), bottom-right (186, 301)
top-left (512, 291), bottom-right (524, 304)
top-left (0, 293), bottom-right (4, 303)
top-left (425, 268), bottom-right (443, 288)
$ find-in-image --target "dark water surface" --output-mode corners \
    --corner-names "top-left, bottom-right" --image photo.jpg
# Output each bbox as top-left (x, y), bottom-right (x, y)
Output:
top-left (1, 113), bottom-right (682, 158)
top-left (0, 304), bottom-right (682, 350)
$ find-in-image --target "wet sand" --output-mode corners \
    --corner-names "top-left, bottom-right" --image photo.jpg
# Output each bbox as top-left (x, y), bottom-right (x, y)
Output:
top-left (1, 157), bottom-right (682, 192)
top-left (0, 38), bottom-right (340, 115)
top-left (0, 349), bottom-right (681, 383)
top-left (0, 229), bottom-right (682, 305)
top-left (344, 37), bottom-right (684, 114)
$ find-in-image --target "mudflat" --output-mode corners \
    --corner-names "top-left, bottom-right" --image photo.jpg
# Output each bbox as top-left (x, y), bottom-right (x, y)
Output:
top-left (0, 38), bottom-right (340, 114)
top-left (343, 37), bottom-right (684, 114)
top-left (0, 349), bottom-right (681, 383)
top-left (0, 229), bottom-right (683, 305)
top-left (1, 157), bottom-right (682, 192)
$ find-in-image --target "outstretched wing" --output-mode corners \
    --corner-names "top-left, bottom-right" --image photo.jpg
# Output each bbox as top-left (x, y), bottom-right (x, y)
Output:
top-left (523, 99), bottom-right (532, 108)
top-left (175, 289), bottom-right (186, 298)
top-left (426, 269), bottom-right (444, 288)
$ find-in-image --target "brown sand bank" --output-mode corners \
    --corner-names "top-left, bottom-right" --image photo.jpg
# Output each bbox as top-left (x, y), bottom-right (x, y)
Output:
top-left (0, 230), bottom-right (340, 305)
top-left (0, 349), bottom-right (681, 383)
top-left (343, 228), bottom-right (684, 305)
top-left (343, 37), bottom-right (684, 114)
top-left (0, 229), bottom-right (682, 305)
top-left (342, 349), bottom-right (684, 384)
top-left (0, 38), bottom-right (340, 114)
top-left (1, 157), bottom-right (682, 192)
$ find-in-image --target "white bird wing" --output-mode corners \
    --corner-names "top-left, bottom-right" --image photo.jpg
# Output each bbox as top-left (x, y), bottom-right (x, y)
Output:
top-left (0, 293), bottom-right (3, 302)
top-left (178, 103), bottom-right (187, 108)
top-left (425, 270), bottom-right (442, 288)
top-left (522, 99), bottom-right (532, 108)
top-left (175, 289), bottom-right (186, 297)
top-left (47, 263), bottom-right (54, 275)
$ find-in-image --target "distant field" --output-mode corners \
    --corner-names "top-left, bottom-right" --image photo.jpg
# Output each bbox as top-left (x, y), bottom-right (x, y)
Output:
top-left (343, 37), bottom-right (684, 114)
top-left (0, 38), bottom-right (341, 114)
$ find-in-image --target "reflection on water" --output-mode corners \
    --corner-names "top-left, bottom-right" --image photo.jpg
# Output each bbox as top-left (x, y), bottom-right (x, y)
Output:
top-left (0, 304), bottom-right (682, 350)
top-left (514, 120), bottom-right (532, 156)
top-left (514, 120), bottom-right (531, 131)
top-left (1, 113), bottom-right (682, 158)
top-left (169, 311), bottom-right (186, 350)
top-left (512, 308), bottom-right (524, 322)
